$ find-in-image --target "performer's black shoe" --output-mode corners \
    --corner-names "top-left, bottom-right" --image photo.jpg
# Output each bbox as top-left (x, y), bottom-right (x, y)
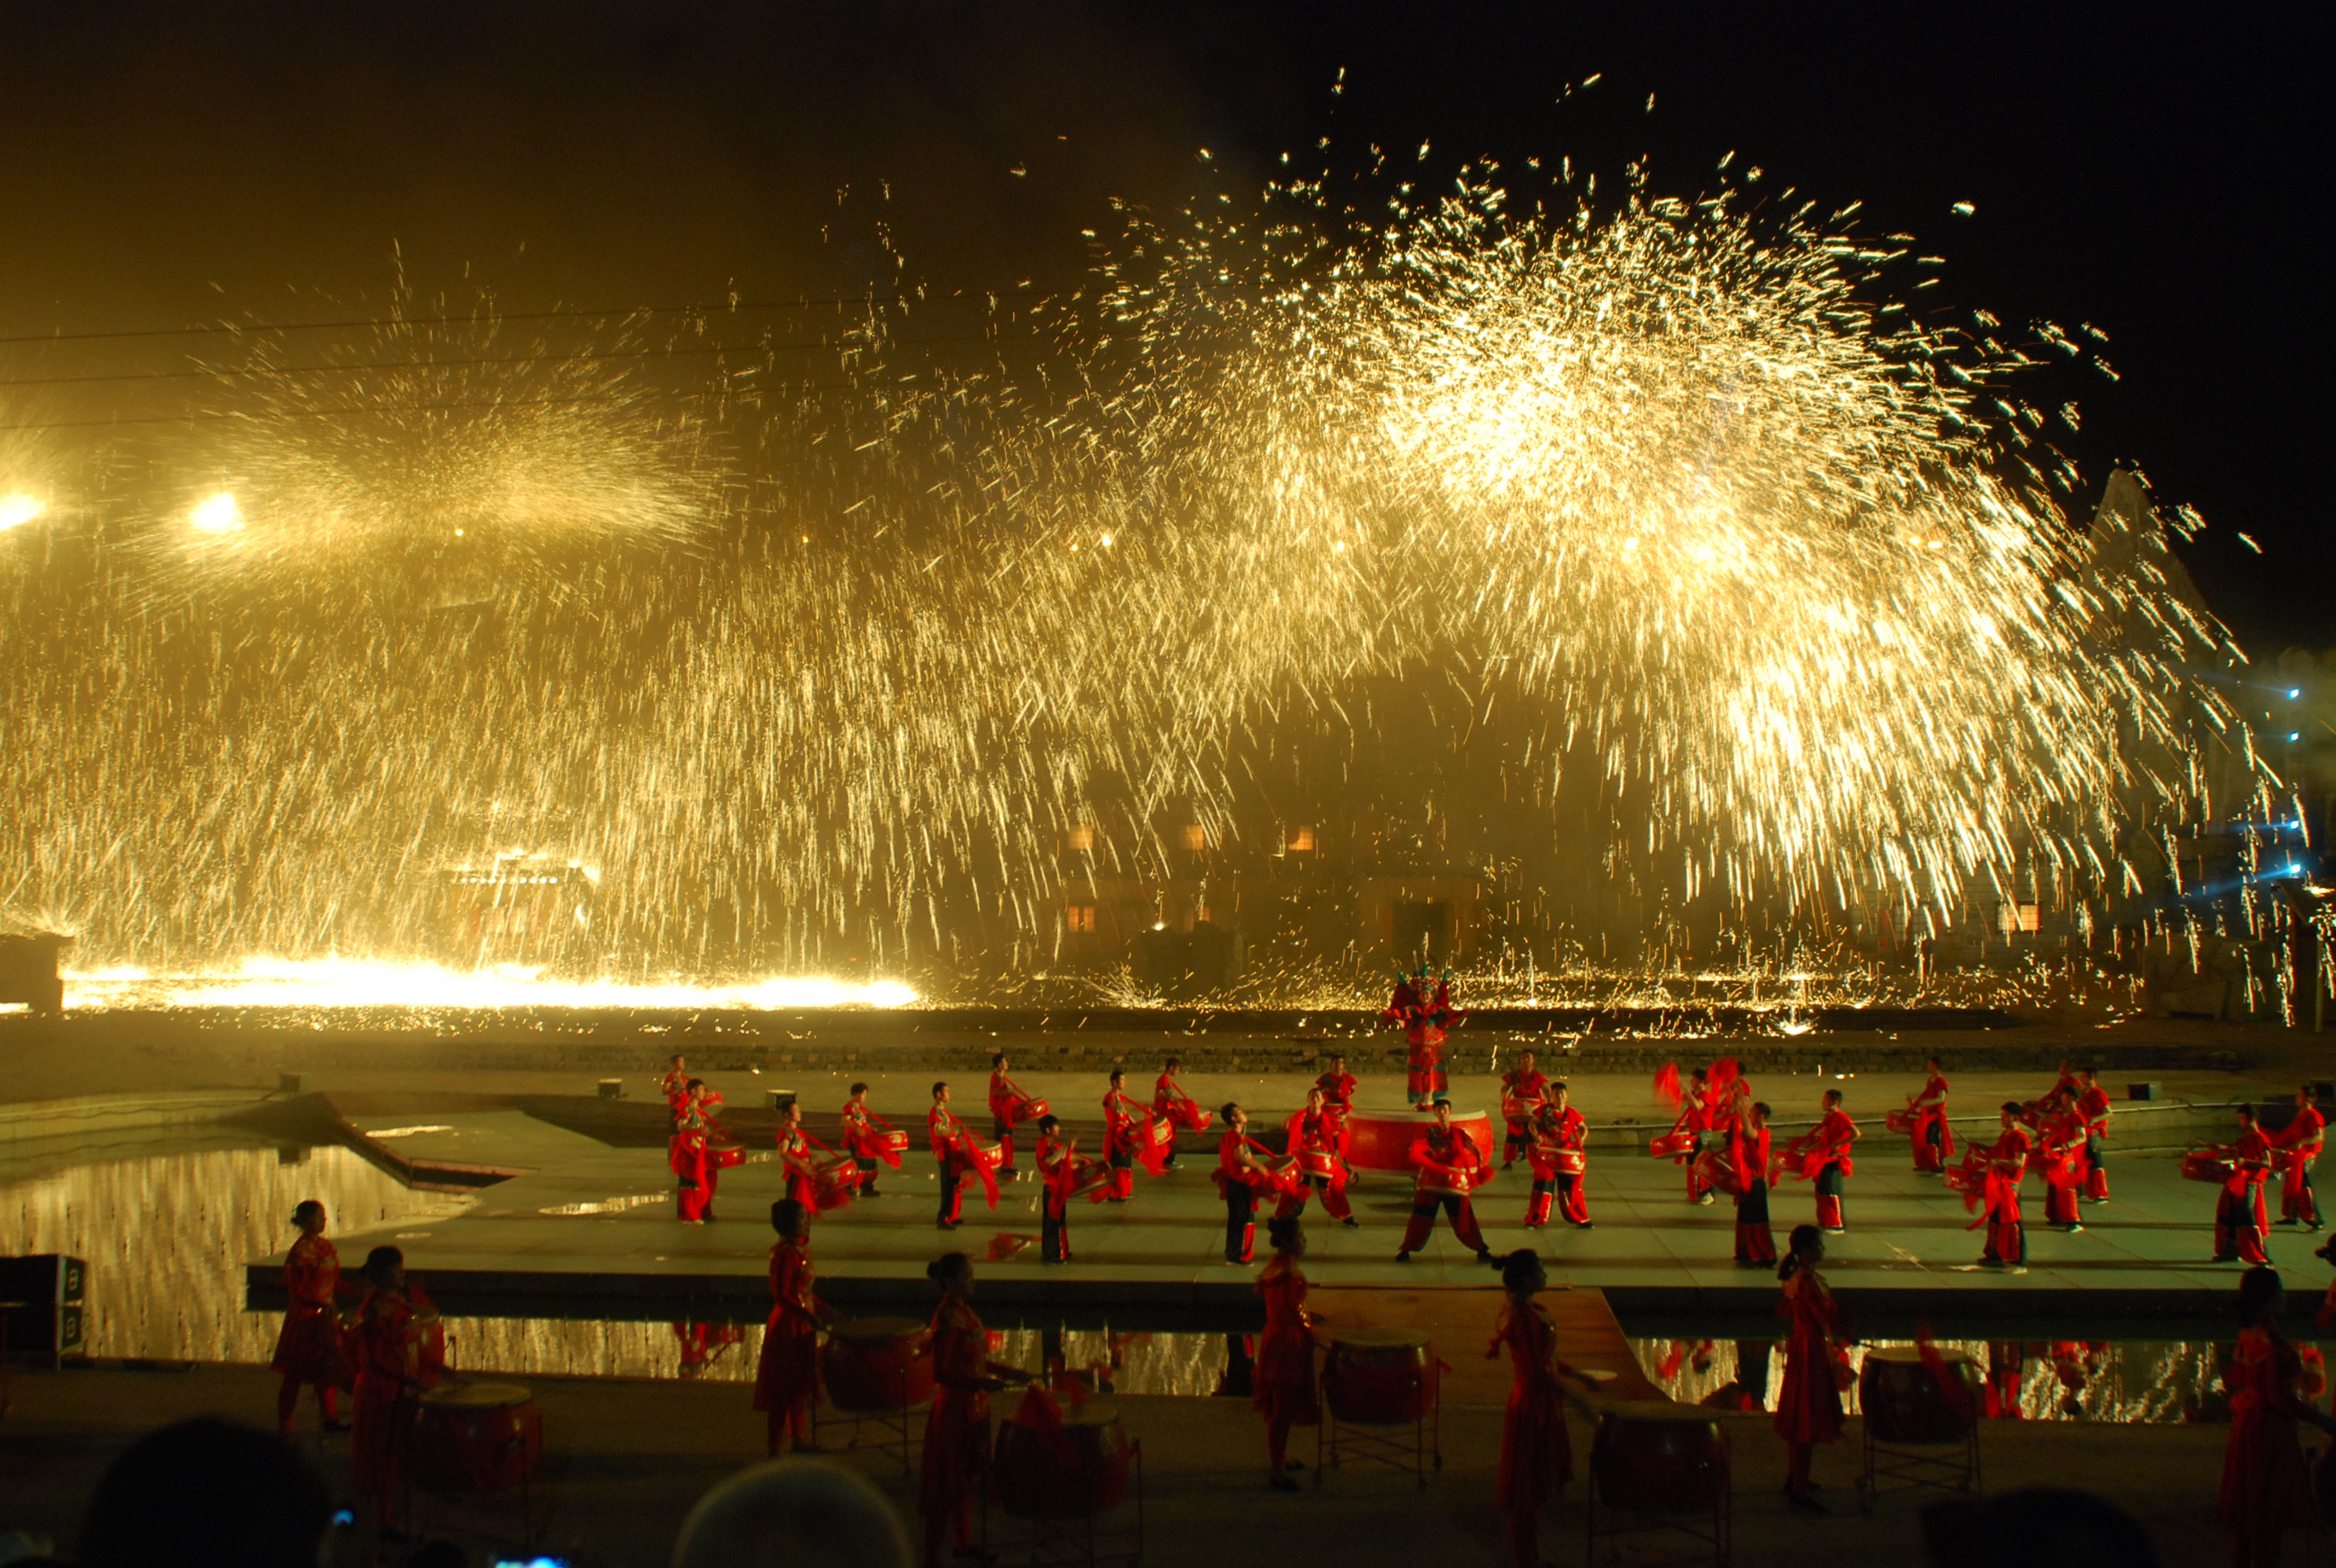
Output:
top-left (1735, 1257), bottom-right (1768, 1268)
top-left (1341, 1217), bottom-right (1360, 1228)
top-left (1476, 1249), bottom-right (1497, 1266)
top-left (940, 1220), bottom-right (961, 1232)
top-left (1395, 1250), bottom-right (1412, 1262)
top-left (1571, 1220), bottom-right (1595, 1230)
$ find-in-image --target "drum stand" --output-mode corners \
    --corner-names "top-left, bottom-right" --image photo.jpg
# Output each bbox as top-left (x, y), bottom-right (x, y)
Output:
top-left (1315, 1363), bottom-right (1443, 1491)
top-left (984, 1441), bottom-right (1146, 1568)
top-left (1586, 1484), bottom-right (1730, 1567)
top-left (812, 1395), bottom-right (928, 1479)
top-left (1857, 1420), bottom-right (1981, 1512)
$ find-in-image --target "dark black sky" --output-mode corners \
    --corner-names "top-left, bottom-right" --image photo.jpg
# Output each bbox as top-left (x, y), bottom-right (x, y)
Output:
top-left (1, 2), bottom-right (2324, 651)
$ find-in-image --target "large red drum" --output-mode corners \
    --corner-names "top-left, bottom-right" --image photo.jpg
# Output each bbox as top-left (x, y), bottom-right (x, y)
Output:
top-left (1011, 1096), bottom-right (1051, 1124)
top-left (1859, 1347), bottom-right (1979, 1444)
top-left (1647, 1131), bottom-right (1697, 1161)
top-left (820, 1317), bottom-right (933, 1411)
top-left (411, 1382), bottom-right (544, 1495)
top-left (993, 1401), bottom-right (1133, 1519)
top-left (1885, 1108), bottom-right (1917, 1136)
top-left (872, 1128), bottom-right (911, 1159)
top-left (809, 1153), bottom-right (864, 1211)
top-left (1693, 1148), bottom-right (1743, 1198)
top-left (2184, 1153), bottom-right (2236, 1185)
top-left (1324, 1329), bottom-right (1435, 1424)
top-left (969, 1140), bottom-right (1007, 1172)
top-left (1554, 1149), bottom-right (1587, 1177)
top-left (1344, 1109), bottom-right (1496, 1174)
top-left (1591, 1401), bottom-right (1729, 1512)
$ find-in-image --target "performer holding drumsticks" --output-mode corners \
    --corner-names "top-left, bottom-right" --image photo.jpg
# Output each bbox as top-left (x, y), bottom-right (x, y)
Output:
top-left (919, 1252), bottom-right (1032, 1568)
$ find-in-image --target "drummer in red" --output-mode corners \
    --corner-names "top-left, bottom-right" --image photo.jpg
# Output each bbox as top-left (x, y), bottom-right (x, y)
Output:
top-left (1487, 1248), bottom-right (1577, 1567)
top-left (349, 1245), bottom-right (440, 1531)
top-left (2075, 1066), bottom-right (2113, 1203)
top-left (1906, 1057), bottom-right (1954, 1174)
top-left (272, 1199), bottom-right (348, 1435)
top-left (672, 1080), bottom-right (728, 1224)
top-left (774, 1100), bottom-right (821, 1212)
top-left (1316, 1053), bottom-right (1358, 1156)
top-left (1674, 1067), bottom-right (1716, 1205)
top-left (2034, 1096), bottom-right (2088, 1233)
top-left (841, 1081), bottom-right (891, 1198)
top-left (919, 1252), bottom-right (1030, 1568)
top-left (1217, 1103), bottom-right (1284, 1265)
top-left (1732, 1102), bottom-right (1777, 1267)
top-left (1808, 1089), bottom-right (1858, 1232)
top-left (1102, 1069), bottom-right (1148, 1202)
top-left (2214, 1106), bottom-right (2276, 1266)
top-left (1277, 1085), bottom-right (1358, 1226)
top-left (1153, 1056), bottom-right (1212, 1170)
top-left (988, 1052), bottom-right (1037, 1178)
top-left (1397, 1099), bottom-right (1495, 1265)
top-left (1524, 1085), bottom-right (1591, 1229)
top-left (1034, 1113), bottom-right (1094, 1263)
top-left (660, 1053), bottom-right (690, 1124)
top-left (1254, 1216), bottom-right (1323, 1491)
top-left (1499, 1049), bottom-right (1550, 1168)
top-left (2272, 1085), bottom-right (2325, 1232)
top-left (1773, 1224), bottom-right (1846, 1514)
top-left (928, 1081), bottom-right (974, 1232)
top-left (753, 1197), bottom-right (835, 1456)
top-left (1978, 1100), bottom-right (2032, 1271)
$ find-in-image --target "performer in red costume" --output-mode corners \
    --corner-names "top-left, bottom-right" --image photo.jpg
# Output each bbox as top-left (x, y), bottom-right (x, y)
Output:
top-left (1277, 1086), bottom-right (1357, 1225)
top-left (2273, 1085), bottom-right (2326, 1231)
top-left (2213, 1106), bottom-right (2276, 1266)
top-left (1034, 1115), bottom-right (1095, 1263)
top-left (987, 1052), bottom-right (1043, 1177)
top-left (1383, 964), bottom-right (1464, 1106)
top-left (659, 1053), bottom-right (690, 1128)
top-left (272, 1200), bottom-right (348, 1436)
top-left (2222, 1266), bottom-right (2336, 1568)
top-left (1671, 1067), bottom-right (1717, 1204)
top-left (918, 1253), bottom-right (1030, 1568)
top-left (1499, 1049), bottom-right (1550, 1167)
top-left (1733, 1102), bottom-right (1777, 1267)
top-left (1977, 1101), bottom-right (2032, 1270)
top-left (1488, 1249), bottom-right (1577, 1568)
top-left (2075, 1065), bottom-right (2113, 1203)
top-left (1102, 1068), bottom-right (1159, 1201)
top-left (2034, 1098), bottom-right (2088, 1233)
top-left (1906, 1057), bottom-right (1954, 1174)
top-left (1254, 1216), bottom-right (1323, 1491)
top-left (774, 1100), bottom-right (821, 1211)
top-left (1773, 1224), bottom-right (1845, 1514)
top-left (1791, 1089), bottom-right (1858, 1232)
top-left (349, 1245), bottom-right (440, 1531)
top-left (1396, 1100), bottom-right (1494, 1264)
top-left (928, 1081), bottom-right (974, 1231)
top-left (1153, 1056), bottom-right (1213, 1171)
top-left (1524, 1086), bottom-right (1591, 1229)
top-left (1216, 1103), bottom-right (1287, 1265)
top-left (841, 1081), bottom-right (899, 1198)
top-left (1315, 1052), bottom-right (1358, 1156)
top-left (672, 1081), bottom-right (740, 1224)
top-left (753, 1198), bottom-right (834, 1456)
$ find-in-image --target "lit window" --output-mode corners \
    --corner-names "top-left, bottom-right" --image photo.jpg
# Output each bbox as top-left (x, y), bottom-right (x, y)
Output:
top-left (1066, 903), bottom-right (1097, 933)
top-left (1182, 824), bottom-right (1207, 852)
top-left (2000, 903), bottom-right (2042, 935)
top-left (1290, 824), bottom-right (1316, 853)
top-left (1066, 824), bottom-right (1096, 852)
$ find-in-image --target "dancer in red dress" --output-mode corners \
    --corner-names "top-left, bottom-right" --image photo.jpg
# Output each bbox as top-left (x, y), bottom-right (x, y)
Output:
top-left (2273, 1085), bottom-right (2326, 1232)
top-left (1977, 1101), bottom-right (2032, 1270)
top-left (841, 1081), bottom-right (899, 1198)
top-left (349, 1245), bottom-right (440, 1531)
top-left (1216, 1104), bottom-right (1286, 1265)
top-left (1153, 1056), bottom-right (1213, 1170)
top-left (1906, 1057), bottom-right (1954, 1174)
top-left (1773, 1224), bottom-right (1846, 1514)
top-left (1804, 1089), bottom-right (1858, 1232)
top-left (1733, 1102), bottom-right (1777, 1266)
top-left (1397, 1100), bottom-right (1494, 1264)
top-left (1254, 1217), bottom-right (1323, 1491)
top-left (928, 1082), bottom-right (973, 1231)
top-left (1276, 1086), bottom-right (1358, 1224)
top-left (919, 1252), bottom-right (1029, 1568)
top-left (2075, 1065), bottom-right (2113, 1203)
top-left (1488, 1249), bottom-right (1577, 1568)
top-left (2214, 1106), bottom-right (2276, 1266)
top-left (2222, 1266), bottom-right (2336, 1567)
top-left (753, 1199), bottom-right (833, 1455)
top-left (774, 1100), bottom-right (821, 1211)
top-left (1499, 1049), bottom-right (1550, 1167)
top-left (272, 1200), bottom-right (347, 1436)
top-left (2035, 1099), bottom-right (2088, 1233)
top-left (987, 1053), bottom-right (1041, 1177)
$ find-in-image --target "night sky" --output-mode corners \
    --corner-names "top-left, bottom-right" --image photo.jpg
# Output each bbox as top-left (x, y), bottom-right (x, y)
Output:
top-left (1, 3), bottom-right (2322, 653)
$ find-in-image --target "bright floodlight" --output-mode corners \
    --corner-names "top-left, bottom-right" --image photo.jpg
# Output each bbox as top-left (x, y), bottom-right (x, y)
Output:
top-left (190, 491), bottom-right (243, 533)
top-left (0, 493), bottom-right (44, 531)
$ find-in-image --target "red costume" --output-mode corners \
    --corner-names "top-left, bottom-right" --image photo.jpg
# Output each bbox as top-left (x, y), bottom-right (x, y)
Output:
top-left (1398, 1121), bottom-right (1491, 1260)
top-left (928, 1102), bottom-right (996, 1228)
top-left (1773, 1263), bottom-right (1844, 1499)
top-left (2076, 1080), bottom-right (2113, 1201)
top-left (1037, 1130), bottom-right (1104, 1262)
top-left (752, 1234), bottom-right (828, 1453)
top-left (987, 1068), bottom-right (1041, 1172)
top-left (2219, 1324), bottom-right (2320, 1544)
top-left (1807, 1106), bottom-right (1858, 1231)
top-left (2274, 1104), bottom-right (2325, 1228)
top-left (1276, 1107), bottom-right (1355, 1222)
top-left (2036, 1107), bottom-right (2088, 1229)
top-left (1980, 1123), bottom-right (2031, 1266)
top-left (2215, 1127), bottom-right (2274, 1265)
top-left (1488, 1298), bottom-right (1571, 1568)
top-left (1153, 1072), bottom-right (1214, 1138)
top-left (350, 1283), bottom-right (439, 1528)
top-left (841, 1096), bottom-right (900, 1195)
top-left (670, 1098), bottom-right (739, 1223)
top-left (920, 1295), bottom-right (1008, 1568)
top-left (1672, 1082), bottom-right (1717, 1203)
top-left (1383, 971), bottom-right (1464, 1105)
top-left (1102, 1086), bottom-right (1160, 1199)
top-left (1254, 1253), bottom-right (1320, 1475)
top-left (1216, 1125), bottom-right (1284, 1264)
top-left (1908, 1069), bottom-right (1954, 1173)
top-left (1525, 1106), bottom-right (1589, 1228)
top-left (1316, 1068), bottom-right (1358, 1155)
top-left (1499, 1066), bottom-right (1550, 1166)
top-left (775, 1123), bottom-right (820, 1211)
top-left (271, 1232), bottom-right (345, 1433)
top-left (1731, 1122), bottom-right (1775, 1266)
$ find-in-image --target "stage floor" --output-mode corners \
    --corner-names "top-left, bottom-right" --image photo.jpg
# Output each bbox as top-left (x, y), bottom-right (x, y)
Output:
top-left (256, 1107), bottom-right (2311, 1322)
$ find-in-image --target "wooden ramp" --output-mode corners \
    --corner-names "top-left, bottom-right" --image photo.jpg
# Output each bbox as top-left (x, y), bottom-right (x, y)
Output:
top-left (1305, 1282), bottom-right (1661, 1404)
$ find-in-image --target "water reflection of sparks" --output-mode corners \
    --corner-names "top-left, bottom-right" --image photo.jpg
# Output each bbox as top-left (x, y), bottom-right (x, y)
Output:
top-left (58, 957), bottom-right (919, 1011)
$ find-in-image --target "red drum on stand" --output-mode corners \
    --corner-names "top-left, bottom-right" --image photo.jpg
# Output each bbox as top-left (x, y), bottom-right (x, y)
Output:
top-left (1858, 1347), bottom-right (1979, 1445)
top-left (2183, 1153), bottom-right (2236, 1185)
top-left (1591, 1400), bottom-right (1729, 1512)
top-left (1323, 1329), bottom-right (1435, 1424)
top-left (1343, 1110), bottom-right (1495, 1174)
top-left (411, 1382), bottom-right (544, 1495)
top-left (1647, 1131), bottom-right (1697, 1161)
top-left (820, 1317), bottom-right (933, 1411)
top-left (993, 1401), bottom-right (1133, 1519)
